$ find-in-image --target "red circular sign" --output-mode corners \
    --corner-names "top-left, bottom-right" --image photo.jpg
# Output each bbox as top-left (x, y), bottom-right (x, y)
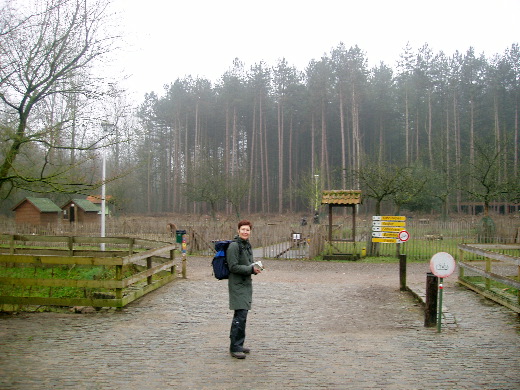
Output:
top-left (398, 230), bottom-right (410, 242)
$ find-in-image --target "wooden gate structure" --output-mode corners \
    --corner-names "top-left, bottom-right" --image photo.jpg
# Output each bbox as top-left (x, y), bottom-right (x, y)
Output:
top-left (321, 190), bottom-right (362, 260)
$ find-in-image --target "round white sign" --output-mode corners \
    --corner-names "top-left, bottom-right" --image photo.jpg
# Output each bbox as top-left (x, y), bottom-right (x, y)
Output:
top-left (430, 252), bottom-right (456, 278)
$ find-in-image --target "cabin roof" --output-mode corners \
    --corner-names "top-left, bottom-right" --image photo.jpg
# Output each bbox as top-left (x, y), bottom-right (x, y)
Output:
top-left (62, 198), bottom-right (101, 212)
top-left (12, 197), bottom-right (62, 213)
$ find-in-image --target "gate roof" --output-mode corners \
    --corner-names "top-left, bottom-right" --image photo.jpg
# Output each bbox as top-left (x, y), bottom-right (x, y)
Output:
top-left (321, 190), bottom-right (362, 205)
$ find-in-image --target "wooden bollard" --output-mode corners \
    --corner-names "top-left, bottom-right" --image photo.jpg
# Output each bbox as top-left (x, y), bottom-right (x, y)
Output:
top-left (399, 254), bottom-right (407, 291)
top-left (424, 272), bottom-right (438, 327)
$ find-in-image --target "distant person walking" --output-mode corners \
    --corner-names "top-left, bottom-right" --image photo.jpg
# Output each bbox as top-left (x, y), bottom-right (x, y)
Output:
top-left (227, 220), bottom-right (262, 359)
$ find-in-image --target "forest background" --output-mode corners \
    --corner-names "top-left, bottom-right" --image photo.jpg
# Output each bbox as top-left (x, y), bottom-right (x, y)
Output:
top-left (0, 0), bottom-right (519, 221)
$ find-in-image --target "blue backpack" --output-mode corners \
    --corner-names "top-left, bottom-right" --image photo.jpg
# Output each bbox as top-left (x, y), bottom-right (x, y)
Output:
top-left (211, 240), bottom-right (234, 280)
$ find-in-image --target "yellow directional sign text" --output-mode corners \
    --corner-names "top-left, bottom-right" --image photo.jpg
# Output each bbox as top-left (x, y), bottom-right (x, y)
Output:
top-left (372, 226), bottom-right (405, 232)
top-left (371, 237), bottom-right (399, 243)
top-left (372, 232), bottom-right (399, 238)
top-left (372, 221), bottom-right (406, 227)
top-left (372, 216), bottom-right (407, 221)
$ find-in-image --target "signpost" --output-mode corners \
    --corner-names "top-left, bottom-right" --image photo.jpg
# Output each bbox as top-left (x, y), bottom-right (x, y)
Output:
top-left (430, 252), bottom-right (456, 333)
top-left (371, 216), bottom-right (408, 244)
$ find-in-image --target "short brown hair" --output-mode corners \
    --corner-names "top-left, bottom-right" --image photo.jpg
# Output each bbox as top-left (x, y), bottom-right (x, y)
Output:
top-left (238, 220), bottom-right (253, 230)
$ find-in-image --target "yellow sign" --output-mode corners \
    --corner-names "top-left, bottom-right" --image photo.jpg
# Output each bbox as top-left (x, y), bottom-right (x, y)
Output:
top-left (372, 237), bottom-right (399, 243)
top-left (372, 226), bottom-right (404, 232)
top-left (372, 232), bottom-right (399, 238)
top-left (373, 216), bottom-right (407, 221)
top-left (372, 221), bottom-right (406, 227)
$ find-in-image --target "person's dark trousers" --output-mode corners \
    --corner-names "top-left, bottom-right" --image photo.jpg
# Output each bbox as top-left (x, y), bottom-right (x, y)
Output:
top-left (230, 309), bottom-right (248, 352)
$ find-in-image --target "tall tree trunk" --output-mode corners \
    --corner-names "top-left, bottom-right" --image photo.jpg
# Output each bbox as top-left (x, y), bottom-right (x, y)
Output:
top-left (232, 105), bottom-right (238, 176)
top-left (264, 121), bottom-right (271, 213)
top-left (415, 109), bottom-right (420, 162)
top-left (146, 134), bottom-right (152, 214)
top-left (352, 89), bottom-right (361, 188)
top-left (320, 97), bottom-right (327, 185)
top-left (311, 114), bottom-right (316, 173)
top-left (225, 104), bottom-right (230, 174)
top-left (515, 99), bottom-right (519, 179)
top-left (248, 102), bottom-right (257, 214)
top-left (428, 93), bottom-right (433, 169)
top-left (378, 116), bottom-right (384, 164)
top-left (194, 101), bottom-right (199, 166)
top-left (277, 100), bottom-right (284, 213)
top-left (339, 88), bottom-right (347, 189)
top-left (493, 95), bottom-right (503, 182)
top-left (445, 102), bottom-right (451, 213)
top-left (453, 93), bottom-right (462, 213)
top-left (405, 89), bottom-right (410, 166)
top-left (174, 118), bottom-right (181, 213)
top-left (288, 114), bottom-right (294, 211)
top-left (259, 97), bottom-right (266, 213)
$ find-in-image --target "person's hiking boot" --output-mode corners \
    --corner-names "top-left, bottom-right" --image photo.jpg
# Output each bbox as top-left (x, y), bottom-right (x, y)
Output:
top-left (241, 347), bottom-right (250, 354)
top-left (230, 351), bottom-right (246, 359)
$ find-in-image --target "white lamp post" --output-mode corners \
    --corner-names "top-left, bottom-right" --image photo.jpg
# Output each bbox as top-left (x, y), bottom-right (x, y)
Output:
top-left (100, 121), bottom-right (113, 251)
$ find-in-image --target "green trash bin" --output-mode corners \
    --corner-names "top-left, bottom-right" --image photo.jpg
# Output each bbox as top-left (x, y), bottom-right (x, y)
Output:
top-left (175, 230), bottom-right (186, 243)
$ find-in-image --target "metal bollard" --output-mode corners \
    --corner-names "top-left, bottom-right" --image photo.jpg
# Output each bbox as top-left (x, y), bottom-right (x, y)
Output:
top-left (424, 272), bottom-right (438, 327)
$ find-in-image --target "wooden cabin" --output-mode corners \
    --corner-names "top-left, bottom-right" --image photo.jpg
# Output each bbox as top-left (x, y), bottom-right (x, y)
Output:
top-left (61, 199), bottom-right (102, 224)
top-left (12, 197), bottom-right (62, 225)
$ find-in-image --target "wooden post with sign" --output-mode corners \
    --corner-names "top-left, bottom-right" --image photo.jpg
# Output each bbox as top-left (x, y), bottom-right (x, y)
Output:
top-left (371, 216), bottom-right (409, 257)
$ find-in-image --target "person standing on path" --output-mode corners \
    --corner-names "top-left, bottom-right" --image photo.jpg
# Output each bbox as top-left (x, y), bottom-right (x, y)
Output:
top-left (227, 220), bottom-right (262, 359)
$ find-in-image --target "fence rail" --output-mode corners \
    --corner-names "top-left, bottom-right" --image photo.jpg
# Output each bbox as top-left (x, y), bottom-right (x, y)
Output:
top-left (458, 243), bottom-right (520, 313)
top-left (0, 235), bottom-right (180, 311)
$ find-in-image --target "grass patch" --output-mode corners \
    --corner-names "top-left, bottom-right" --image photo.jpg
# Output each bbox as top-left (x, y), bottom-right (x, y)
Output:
top-left (461, 275), bottom-right (519, 299)
top-left (0, 264), bottom-right (139, 299)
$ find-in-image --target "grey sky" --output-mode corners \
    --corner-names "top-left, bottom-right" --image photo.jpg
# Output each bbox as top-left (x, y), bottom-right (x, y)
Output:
top-left (109, 0), bottom-right (519, 98)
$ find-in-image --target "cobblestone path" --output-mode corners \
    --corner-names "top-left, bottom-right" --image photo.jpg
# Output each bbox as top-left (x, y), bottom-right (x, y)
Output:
top-left (0, 258), bottom-right (518, 389)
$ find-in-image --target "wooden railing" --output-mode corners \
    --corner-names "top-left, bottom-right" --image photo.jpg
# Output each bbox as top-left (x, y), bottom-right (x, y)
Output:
top-left (458, 243), bottom-right (520, 313)
top-left (0, 234), bottom-right (183, 311)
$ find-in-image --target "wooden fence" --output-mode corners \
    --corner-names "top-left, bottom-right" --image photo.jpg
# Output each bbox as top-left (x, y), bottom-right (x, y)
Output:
top-left (458, 243), bottom-right (520, 313)
top-left (0, 234), bottom-right (181, 311)
top-left (1, 215), bottom-right (519, 261)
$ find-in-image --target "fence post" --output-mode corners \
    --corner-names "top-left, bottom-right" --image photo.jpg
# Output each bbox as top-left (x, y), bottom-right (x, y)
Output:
top-left (115, 264), bottom-right (123, 303)
top-left (170, 249), bottom-right (175, 275)
top-left (68, 236), bottom-right (74, 257)
top-left (399, 254), bottom-right (407, 291)
top-left (485, 257), bottom-right (491, 290)
top-left (459, 246), bottom-right (464, 278)
top-left (147, 257), bottom-right (152, 285)
top-left (424, 272), bottom-right (438, 327)
top-left (9, 235), bottom-right (14, 255)
top-left (128, 238), bottom-right (135, 256)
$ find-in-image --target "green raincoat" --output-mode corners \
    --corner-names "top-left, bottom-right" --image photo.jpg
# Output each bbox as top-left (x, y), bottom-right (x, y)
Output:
top-left (227, 237), bottom-right (254, 310)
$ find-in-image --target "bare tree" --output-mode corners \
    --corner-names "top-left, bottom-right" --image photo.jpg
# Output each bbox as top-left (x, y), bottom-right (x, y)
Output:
top-left (0, 0), bottom-right (117, 198)
top-left (461, 140), bottom-right (518, 216)
top-left (183, 155), bottom-right (226, 220)
top-left (355, 162), bottom-right (407, 216)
